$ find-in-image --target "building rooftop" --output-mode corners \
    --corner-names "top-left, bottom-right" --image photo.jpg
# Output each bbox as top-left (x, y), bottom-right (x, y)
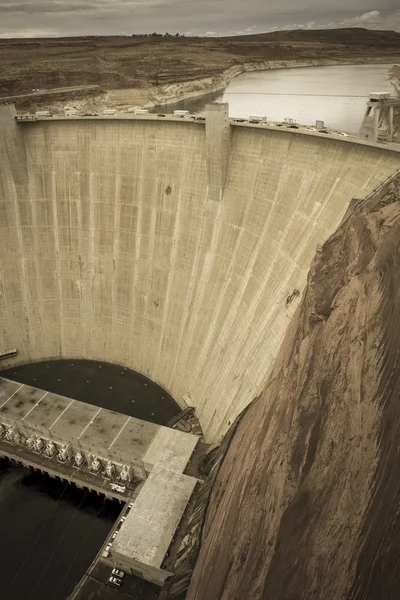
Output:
top-left (0, 377), bottom-right (198, 476)
top-left (112, 462), bottom-right (197, 568)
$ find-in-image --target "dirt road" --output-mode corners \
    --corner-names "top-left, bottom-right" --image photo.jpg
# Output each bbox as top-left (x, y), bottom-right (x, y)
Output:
top-left (0, 85), bottom-right (99, 102)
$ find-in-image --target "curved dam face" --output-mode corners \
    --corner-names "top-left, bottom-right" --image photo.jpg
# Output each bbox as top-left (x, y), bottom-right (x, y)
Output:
top-left (1, 106), bottom-right (399, 441)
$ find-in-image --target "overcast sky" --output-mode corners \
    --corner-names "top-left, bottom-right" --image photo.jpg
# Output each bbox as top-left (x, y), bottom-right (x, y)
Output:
top-left (0, 0), bottom-right (399, 38)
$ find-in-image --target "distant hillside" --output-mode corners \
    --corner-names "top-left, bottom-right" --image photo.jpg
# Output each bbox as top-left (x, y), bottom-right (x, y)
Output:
top-left (1, 28), bottom-right (400, 110)
top-left (225, 27), bottom-right (400, 45)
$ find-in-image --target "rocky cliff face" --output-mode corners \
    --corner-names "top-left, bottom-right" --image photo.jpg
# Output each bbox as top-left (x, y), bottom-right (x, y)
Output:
top-left (187, 170), bottom-right (400, 600)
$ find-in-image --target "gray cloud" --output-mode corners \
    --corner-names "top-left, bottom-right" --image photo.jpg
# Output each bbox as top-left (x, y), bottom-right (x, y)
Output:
top-left (266, 9), bottom-right (400, 34)
top-left (0, 2), bottom-right (98, 13)
top-left (0, 1), bottom-right (399, 37)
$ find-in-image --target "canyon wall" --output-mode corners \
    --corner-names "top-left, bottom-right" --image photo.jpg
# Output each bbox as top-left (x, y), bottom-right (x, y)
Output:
top-left (187, 170), bottom-right (400, 600)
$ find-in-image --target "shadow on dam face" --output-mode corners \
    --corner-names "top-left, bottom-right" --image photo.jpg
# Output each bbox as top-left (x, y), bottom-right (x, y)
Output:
top-left (1, 106), bottom-right (399, 441)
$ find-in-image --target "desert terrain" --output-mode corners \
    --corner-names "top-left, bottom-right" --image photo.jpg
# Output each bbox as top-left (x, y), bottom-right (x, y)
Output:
top-left (1, 28), bottom-right (400, 113)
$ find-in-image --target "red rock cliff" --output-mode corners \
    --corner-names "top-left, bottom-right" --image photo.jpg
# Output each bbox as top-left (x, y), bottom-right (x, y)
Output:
top-left (187, 171), bottom-right (400, 600)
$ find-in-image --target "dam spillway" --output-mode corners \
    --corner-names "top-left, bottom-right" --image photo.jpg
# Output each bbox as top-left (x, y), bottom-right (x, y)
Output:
top-left (1, 105), bottom-right (399, 442)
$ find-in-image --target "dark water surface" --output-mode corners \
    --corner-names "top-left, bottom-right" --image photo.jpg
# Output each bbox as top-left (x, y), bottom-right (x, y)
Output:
top-left (0, 461), bottom-right (121, 600)
top-left (1, 359), bottom-right (180, 425)
top-left (0, 360), bottom-right (180, 599)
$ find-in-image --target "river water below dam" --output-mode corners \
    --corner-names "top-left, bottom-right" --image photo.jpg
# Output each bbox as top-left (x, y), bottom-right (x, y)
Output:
top-left (0, 360), bottom-right (179, 599)
top-left (151, 63), bottom-right (395, 132)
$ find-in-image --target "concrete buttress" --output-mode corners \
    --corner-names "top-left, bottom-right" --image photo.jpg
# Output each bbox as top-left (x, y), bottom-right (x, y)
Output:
top-left (205, 103), bottom-right (230, 202)
top-left (0, 105), bottom-right (27, 185)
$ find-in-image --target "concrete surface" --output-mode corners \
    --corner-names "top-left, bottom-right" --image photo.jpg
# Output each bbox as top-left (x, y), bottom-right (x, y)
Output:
top-left (205, 103), bottom-right (230, 202)
top-left (0, 104), bottom-right (27, 185)
top-left (111, 463), bottom-right (197, 585)
top-left (142, 427), bottom-right (199, 474)
top-left (1, 105), bottom-right (400, 441)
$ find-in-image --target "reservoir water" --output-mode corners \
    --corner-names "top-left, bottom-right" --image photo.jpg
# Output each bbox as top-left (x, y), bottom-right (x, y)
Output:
top-left (0, 360), bottom-right (178, 599)
top-left (152, 63), bottom-right (395, 132)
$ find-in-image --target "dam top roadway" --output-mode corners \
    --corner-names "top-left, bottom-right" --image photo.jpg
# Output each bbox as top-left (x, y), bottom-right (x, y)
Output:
top-left (14, 109), bottom-right (400, 152)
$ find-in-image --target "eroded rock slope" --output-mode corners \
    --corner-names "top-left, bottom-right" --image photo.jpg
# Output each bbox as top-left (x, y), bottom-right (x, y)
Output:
top-left (188, 171), bottom-right (400, 600)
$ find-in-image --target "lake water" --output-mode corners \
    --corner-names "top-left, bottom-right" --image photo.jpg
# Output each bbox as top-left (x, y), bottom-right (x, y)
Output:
top-left (151, 63), bottom-right (395, 133)
top-left (0, 360), bottom-right (178, 599)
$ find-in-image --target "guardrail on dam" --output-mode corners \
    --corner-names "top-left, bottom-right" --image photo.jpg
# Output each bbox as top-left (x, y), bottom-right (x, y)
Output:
top-left (1, 103), bottom-right (399, 442)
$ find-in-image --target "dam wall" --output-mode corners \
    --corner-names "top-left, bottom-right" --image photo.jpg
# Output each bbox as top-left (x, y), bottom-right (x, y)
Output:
top-left (1, 112), bottom-right (399, 441)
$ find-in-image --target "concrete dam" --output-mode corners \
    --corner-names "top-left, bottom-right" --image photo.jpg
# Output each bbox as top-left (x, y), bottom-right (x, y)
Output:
top-left (1, 104), bottom-right (399, 445)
